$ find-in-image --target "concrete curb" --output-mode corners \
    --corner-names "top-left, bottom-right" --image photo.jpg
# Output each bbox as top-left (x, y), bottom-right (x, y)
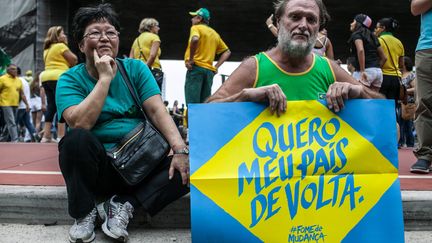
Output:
top-left (0, 185), bottom-right (430, 230)
top-left (0, 185), bottom-right (190, 228)
top-left (402, 191), bottom-right (432, 231)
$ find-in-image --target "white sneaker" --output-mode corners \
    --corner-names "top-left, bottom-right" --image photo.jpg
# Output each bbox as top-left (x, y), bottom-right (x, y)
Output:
top-left (97, 195), bottom-right (134, 242)
top-left (40, 137), bottom-right (52, 143)
top-left (68, 207), bottom-right (97, 243)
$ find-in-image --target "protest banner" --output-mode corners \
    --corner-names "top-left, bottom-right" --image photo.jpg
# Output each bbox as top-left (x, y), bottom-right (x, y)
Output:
top-left (189, 100), bottom-right (403, 243)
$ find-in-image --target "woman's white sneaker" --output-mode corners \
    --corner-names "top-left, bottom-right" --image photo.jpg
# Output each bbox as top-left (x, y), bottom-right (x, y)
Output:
top-left (97, 195), bottom-right (134, 242)
top-left (68, 207), bottom-right (97, 243)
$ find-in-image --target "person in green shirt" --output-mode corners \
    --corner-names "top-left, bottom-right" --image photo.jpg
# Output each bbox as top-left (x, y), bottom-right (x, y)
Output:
top-left (207, 0), bottom-right (384, 112)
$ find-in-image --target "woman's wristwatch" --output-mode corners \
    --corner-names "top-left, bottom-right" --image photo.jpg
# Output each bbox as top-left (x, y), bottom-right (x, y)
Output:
top-left (174, 147), bottom-right (189, 155)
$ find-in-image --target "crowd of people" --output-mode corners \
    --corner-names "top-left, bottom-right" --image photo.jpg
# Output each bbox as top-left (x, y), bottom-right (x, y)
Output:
top-left (0, 0), bottom-right (431, 242)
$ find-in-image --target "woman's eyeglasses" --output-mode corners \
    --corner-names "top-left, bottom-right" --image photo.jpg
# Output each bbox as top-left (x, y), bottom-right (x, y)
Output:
top-left (83, 31), bottom-right (120, 40)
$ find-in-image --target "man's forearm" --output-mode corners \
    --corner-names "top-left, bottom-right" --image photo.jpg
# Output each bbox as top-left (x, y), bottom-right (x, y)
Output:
top-left (207, 89), bottom-right (245, 103)
top-left (360, 85), bottom-right (385, 99)
top-left (20, 90), bottom-right (29, 107)
top-left (215, 50), bottom-right (231, 69)
top-left (188, 38), bottom-right (198, 62)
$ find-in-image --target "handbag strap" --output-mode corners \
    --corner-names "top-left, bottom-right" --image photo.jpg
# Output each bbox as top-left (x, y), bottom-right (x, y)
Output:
top-left (379, 37), bottom-right (401, 83)
top-left (136, 36), bottom-right (147, 62)
top-left (43, 47), bottom-right (51, 65)
top-left (116, 59), bottom-right (149, 121)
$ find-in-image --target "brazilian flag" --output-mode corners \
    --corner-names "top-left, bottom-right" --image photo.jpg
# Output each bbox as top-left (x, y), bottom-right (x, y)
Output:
top-left (0, 48), bottom-right (11, 75)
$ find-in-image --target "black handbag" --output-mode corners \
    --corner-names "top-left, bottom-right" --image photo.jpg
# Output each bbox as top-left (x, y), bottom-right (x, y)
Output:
top-left (151, 68), bottom-right (164, 90)
top-left (106, 60), bottom-right (170, 185)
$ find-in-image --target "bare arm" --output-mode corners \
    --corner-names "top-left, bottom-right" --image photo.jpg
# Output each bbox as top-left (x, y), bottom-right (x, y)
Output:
top-left (142, 95), bottom-right (189, 184)
top-left (398, 56), bottom-right (404, 71)
top-left (325, 38), bottom-right (334, 60)
top-left (186, 36), bottom-right (199, 70)
top-left (63, 50), bottom-right (78, 67)
top-left (19, 89), bottom-right (30, 112)
top-left (377, 46), bottom-right (387, 68)
top-left (411, 0), bottom-right (432, 16)
top-left (407, 77), bottom-right (416, 95)
top-left (207, 57), bottom-right (257, 103)
top-left (266, 14), bottom-right (278, 37)
top-left (62, 49), bottom-right (116, 130)
top-left (207, 56), bottom-right (287, 115)
top-left (214, 49), bottom-right (231, 72)
top-left (354, 39), bottom-right (365, 72)
top-left (146, 41), bottom-right (160, 67)
top-left (326, 61), bottom-right (385, 112)
top-left (40, 86), bottom-right (46, 113)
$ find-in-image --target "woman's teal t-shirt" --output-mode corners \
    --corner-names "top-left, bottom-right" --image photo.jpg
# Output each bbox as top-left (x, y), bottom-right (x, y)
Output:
top-left (56, 58), bottom-right (160, 149)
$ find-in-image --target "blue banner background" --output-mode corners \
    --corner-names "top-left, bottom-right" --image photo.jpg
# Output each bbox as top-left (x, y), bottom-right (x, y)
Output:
top-left (189, 100), bottom-right (403, 243)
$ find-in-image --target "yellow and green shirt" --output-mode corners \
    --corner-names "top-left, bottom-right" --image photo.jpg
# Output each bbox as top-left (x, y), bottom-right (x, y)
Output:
top-left (0, 74), bottom-right (22, 106)
top-left (131, 32), bottom-right (162, 69)
top-left (184, 24), bottom-right (228, 72)
top-left (41, 42), bottom-right (71, 82)
top-left (254, 52), bottom-right (335, 100)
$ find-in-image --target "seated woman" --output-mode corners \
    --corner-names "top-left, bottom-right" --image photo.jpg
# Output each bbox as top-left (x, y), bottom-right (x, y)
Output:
top-left (56, 4), bottom-right (189, 243)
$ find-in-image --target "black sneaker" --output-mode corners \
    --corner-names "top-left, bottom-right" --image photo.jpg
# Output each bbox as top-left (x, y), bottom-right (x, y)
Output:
top-left (410, 159), bottom-right (432, 174)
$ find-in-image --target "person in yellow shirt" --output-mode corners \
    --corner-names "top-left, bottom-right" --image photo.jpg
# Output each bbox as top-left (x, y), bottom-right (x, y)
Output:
top-left (375, 17), bottom-right (405, 102)
top-left (184, 8), bottom-right (231, 104)
top-left (40, 26), bottom-right (77, 143)
top-left (129, 18), bottom-right (164, 90)
top-left (0, 64), bottom-right (30, 142)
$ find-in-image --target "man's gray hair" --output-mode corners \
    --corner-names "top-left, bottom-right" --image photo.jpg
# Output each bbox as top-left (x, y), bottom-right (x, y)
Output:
top-left (274, 0), bottom-right (330, 30)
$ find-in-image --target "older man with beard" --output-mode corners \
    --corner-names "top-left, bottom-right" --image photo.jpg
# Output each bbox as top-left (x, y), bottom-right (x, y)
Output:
top-left (207, 0), bottom-right (383, 114)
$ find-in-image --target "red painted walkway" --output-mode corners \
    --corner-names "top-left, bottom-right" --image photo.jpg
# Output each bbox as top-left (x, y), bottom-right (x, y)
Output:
top-left (0, 143), bottom-right (431, 190)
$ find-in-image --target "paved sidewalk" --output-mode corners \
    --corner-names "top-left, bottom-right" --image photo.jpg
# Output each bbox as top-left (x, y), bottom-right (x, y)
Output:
top-left (0, 224), bottom-right (431, 243)
top-left (0, 224), bottom-right (191, 243)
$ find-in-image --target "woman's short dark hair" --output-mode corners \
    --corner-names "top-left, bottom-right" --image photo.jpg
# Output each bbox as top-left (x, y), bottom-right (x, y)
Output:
top-left (274, 0), bottom-right (330, 30)
top-left (403, 56), bottom-right (413, 71)
top-left (377, 17), bottom-right (399, 33)
top-left (72, 3), bottom-right (121, 44)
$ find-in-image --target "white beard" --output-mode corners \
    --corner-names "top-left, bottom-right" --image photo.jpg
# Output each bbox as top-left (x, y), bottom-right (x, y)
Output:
top-left (277, 26), bottom-right (317, 59)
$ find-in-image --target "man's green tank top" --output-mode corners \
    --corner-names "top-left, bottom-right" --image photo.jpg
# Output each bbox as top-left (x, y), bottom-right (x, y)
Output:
top-left (254, 52), bottom-right (335, 100)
